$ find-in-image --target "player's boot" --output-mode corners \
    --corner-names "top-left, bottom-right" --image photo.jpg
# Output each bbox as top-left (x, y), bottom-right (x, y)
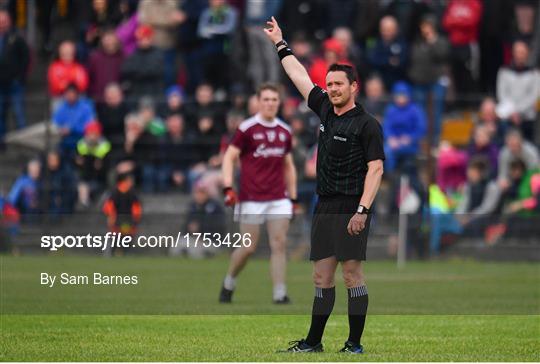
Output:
top-left (273, 295), bottom-right (291, 304)
top-left (279, 339), bottom-right (323, 353)
top-left (338, 341), bottom-right (364, 354)
top-left (218, 285), bottom-right (234, 303)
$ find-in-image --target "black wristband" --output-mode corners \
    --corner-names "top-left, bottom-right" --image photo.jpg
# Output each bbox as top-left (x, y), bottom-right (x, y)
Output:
top-left (275, 40), bottom-right (288, 49)
top-left (223, 187), bottom-right (233, 194)
top-left (278, 47), bottom-right (294, 61)
top-left (290, 198), bottom-right (299, 204)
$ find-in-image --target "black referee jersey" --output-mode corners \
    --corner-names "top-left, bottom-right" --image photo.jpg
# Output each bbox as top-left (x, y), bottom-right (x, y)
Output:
top-left (307, 86), bottom-right (385, 197)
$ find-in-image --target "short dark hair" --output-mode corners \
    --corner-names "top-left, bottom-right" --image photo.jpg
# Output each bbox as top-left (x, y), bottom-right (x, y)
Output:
top-left (256, 83), bottom-right (281, 98)
top-left (510, 158), bottom-right (526, 172)
top-left (468, 156), bottom-right (489, 176)
top-left (327, 63), bottom-right (358, 84)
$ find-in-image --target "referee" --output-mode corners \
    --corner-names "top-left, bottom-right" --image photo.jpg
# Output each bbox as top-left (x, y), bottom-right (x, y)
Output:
top-left (264, 17), bottom-right (385, 354)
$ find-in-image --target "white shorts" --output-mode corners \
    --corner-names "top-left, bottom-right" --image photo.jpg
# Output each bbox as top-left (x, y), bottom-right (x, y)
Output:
top-left (234, 198), bottom-right (293, 225)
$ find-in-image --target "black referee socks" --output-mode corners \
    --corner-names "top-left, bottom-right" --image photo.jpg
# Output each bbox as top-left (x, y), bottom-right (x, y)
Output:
top-left (305, 286), bottom-right (335, 346)
top-left (347, 285), bottom-right (369, 345)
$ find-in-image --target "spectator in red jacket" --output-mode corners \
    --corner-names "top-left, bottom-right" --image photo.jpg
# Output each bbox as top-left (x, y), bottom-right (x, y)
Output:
top-left (308, 38), bottom-right (353, 90)
top-left (442, 0), bottom-right (482, 101)
top-left (88, 30), bottom-right (125, 102)
top-left (47, 41), bottom-right (89, 100)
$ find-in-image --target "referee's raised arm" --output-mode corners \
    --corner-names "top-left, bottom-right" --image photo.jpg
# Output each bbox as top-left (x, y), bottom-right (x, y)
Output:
top-left (263, 17), bottom-right (314, 101)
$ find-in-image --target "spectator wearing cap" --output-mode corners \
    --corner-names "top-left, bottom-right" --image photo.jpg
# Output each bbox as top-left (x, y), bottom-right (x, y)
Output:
top-left (88, 31), bottom-right (125, 102)
top-left (309, 37), bottom-right (353, 90)
top-left (408, 14), bottom-right (450, 145)
top-left (0, 9), bottom-right (30, 143)
top-left (383, 81), bottom-right (426, 173)
top-left (367, 16), bottom-right (408, 90)
top-left (496, 41), bottom-right (540, 142)
top-left (47, 41), bottom-right (89, 102)
top-left (75, 121), bottom-right (111, 207)
top-left (120, 24), bottom-right (164, 107)
top-left (138, 0), bottom-right (186, 87)
top-left (53, 83), bottom-right (96, 155)
top-left (163, 85), bottom-right (185, 117)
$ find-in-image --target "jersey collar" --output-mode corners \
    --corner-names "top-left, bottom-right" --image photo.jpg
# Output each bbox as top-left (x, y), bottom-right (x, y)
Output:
top-left (255, 113), bottom-right (279, 127)
top-left (333, 103), bottom-right (364, 118)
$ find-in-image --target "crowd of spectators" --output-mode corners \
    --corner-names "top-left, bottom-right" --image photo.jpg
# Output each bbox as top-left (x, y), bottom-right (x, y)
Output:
top-left (1, 0), bottom-right (540, 254)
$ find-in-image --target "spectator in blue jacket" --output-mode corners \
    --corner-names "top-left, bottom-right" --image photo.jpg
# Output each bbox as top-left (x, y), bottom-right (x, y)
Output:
top-left (8, 159), bottom-right (42, 216)
top-left (367, 16), bottom-right (408, 91)
top-left (383, 81), bottom-right (427, 173)
top-left (53, 83), bottom-right (96, 156)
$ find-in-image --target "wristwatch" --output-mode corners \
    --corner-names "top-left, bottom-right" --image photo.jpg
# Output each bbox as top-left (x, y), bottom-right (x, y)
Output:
top-left (356, 205), bottom-right (370, 215)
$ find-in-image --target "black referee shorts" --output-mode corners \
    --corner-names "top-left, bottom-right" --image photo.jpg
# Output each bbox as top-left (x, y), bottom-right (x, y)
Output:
top-left (310, 195), bottom-right (371, 262)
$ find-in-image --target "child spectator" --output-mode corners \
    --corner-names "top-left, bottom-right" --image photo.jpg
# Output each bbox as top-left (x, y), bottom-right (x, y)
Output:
top-left (436, 141), bottom-right (468, 194)
top-left (102, 173), bottom-right (141, 255)
top-left (383, 81), bottom-right (426, 173)
top-left (75, 121), bottom-right (111, 207)
top-left (455, 157), bottom-right (502, 231)
top-left (8, 159), bottom-right (42, 217)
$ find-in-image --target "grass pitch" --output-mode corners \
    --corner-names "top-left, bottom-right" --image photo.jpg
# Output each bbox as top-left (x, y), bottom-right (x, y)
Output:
top-left (1, 255), bottom-right (539, 361)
